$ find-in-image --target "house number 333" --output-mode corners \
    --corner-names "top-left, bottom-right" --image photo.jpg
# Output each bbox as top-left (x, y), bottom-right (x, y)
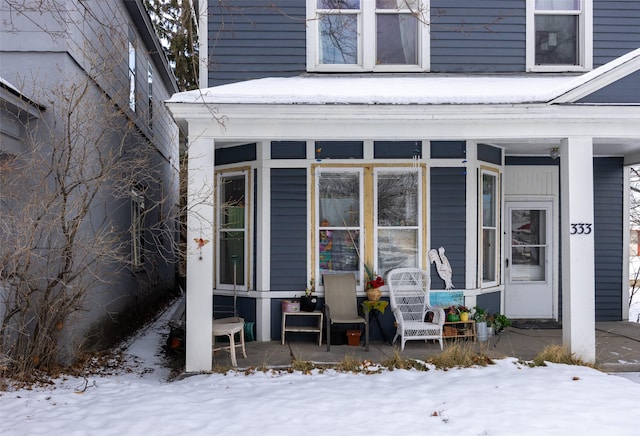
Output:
top-left (570, 223), bottom-right (592, 235)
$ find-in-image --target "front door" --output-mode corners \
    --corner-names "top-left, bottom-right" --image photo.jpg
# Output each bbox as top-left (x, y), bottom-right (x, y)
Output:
top-left (505, 202), bottom-right (554, 318)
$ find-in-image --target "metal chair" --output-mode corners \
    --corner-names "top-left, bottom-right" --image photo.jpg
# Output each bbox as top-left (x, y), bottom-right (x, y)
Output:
top-left (323, 273), bottom-right (368, 351)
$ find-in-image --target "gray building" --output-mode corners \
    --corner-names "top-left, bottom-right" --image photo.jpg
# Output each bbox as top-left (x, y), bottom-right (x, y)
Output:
top-left (0, 0), bottom-right (180, 367)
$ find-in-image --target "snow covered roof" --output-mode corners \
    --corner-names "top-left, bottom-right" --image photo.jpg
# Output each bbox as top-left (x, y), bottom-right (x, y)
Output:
top-left (167, 48), bottom-right (640, 107)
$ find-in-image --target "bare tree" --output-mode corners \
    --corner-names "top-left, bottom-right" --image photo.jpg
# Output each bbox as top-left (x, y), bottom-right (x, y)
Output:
top-left (629, 166), bottom-right (640, 321)
top-left (0, 1), bottom-right (180, 380)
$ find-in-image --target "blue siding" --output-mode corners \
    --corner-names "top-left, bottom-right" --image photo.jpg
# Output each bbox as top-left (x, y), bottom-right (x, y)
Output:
top-left (215, 143), bottom-right (256, 165)
top-left (430, 0), bottom-right (526, 72)
top-left (431, 141), bottom-right (467, 159)
top-left (593, 0), bottom-right (640, 66)
top-left (594, 157), bottom-right (624, 321)
top-left (270, 168), bottom-right (307, 292)
top-left (430, 167), bottom-right (466, 290)
top-left (374, 141), bottom-right (421, 159)
top-left (208, 1), bottom-right (306, 86)
top-left (579, 71), bottom-right (640, 104)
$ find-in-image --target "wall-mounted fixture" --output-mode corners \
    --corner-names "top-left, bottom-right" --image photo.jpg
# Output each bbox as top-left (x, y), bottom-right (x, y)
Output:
top-left (550, 147), bottom-right (560, 160)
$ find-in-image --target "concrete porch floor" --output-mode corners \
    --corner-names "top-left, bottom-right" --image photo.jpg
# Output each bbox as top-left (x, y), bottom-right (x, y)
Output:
top-left (213, 322), bottom-right (640, 373)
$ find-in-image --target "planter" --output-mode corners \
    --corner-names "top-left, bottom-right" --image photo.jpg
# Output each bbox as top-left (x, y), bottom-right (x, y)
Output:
top-left (446, 313), bottom-right (461, 322)
top-left (282, 300), bottom-right (300, 313)
top-left (460, 312), bottom-right (469, 322)
top-left (477, 321), bottom-right (488, 342)
top-left (366, 288), bottom-right (381, 301)
top-left (300, 295), bottom-right (318, 312)
top-left (346, 330), bottom-right (362, 346)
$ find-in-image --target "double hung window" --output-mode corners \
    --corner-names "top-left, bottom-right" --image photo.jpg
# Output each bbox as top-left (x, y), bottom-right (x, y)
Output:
top-left (527, 0), bottom-right (592, 71)
top-left (218, 172), bottom-right (248, 288)
top-left (481, 170), bottom-right (499, 287)
top-left (308, 0), bottom-right (429, 72)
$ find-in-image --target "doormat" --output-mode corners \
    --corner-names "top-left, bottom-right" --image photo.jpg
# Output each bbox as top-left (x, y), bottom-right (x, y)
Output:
top-left (512, 320), bottom-right (562, 330)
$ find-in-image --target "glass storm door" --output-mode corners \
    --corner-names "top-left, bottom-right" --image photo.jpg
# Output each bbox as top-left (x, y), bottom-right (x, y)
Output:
top-left (505, 202), bottom-right (553, 318)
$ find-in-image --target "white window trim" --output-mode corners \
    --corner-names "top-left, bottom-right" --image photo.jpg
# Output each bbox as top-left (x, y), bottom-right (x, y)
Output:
top-left (525, 0), bottom-right (593, 72)
top-left (315, 167), bottom-right (364, 290)
top-left (373, 166), bottom-right (423, 276)
top-left (128, 39), bottom-right (136, 112)
top-left (480, 168), bottom-right (500, 288)
top-left (306, 0), bottom-right (431, 73)
top-left (216, 170), bottom-right (250, 291)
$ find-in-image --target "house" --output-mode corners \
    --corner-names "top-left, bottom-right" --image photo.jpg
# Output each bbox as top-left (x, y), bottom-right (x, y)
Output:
top-left (166, 0), bottom-right (640, 372)
top-left (0, 0), bottom-right (180, 366)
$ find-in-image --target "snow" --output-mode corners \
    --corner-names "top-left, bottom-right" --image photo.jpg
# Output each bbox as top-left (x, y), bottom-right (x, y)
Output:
top-left (2, 302), bottom-right (639, 435)
top-left (167, 75), bottom-right (575, 106)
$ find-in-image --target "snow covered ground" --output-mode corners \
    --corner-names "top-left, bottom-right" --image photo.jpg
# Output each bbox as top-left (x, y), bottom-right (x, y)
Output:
top-left (2, 301), bottom-right (640, 435)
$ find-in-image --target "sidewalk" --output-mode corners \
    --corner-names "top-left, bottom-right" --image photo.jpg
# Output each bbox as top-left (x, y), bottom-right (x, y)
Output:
top-left (215, 321), bottom-right (640, 372)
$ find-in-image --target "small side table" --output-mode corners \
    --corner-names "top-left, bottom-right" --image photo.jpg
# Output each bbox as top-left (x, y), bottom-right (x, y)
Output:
top-left (281, 310), bottom-right (324, 346)
top-left (362, 300), bottom-right (391, 345)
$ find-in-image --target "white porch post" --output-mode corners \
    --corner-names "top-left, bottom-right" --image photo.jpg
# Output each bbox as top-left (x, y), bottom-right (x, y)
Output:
top-left (255, 142), bottom-right (272, 341)
top-left (185, 125), bottom-right (215, 372)
top-left (560, 137), bottom-right (596, 363)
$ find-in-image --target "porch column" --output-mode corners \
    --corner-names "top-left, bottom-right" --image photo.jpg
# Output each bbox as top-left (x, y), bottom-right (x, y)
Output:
top-left (255, 143), bottom-right (271, 341)
top-left (185, 124), bottom-right (215, 372)
top-left (559, 137), bottom-right (596, 363)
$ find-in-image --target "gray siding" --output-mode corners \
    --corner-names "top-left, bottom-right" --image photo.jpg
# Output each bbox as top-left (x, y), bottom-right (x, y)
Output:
top-left (430, 167), bottom-right (466, 290)
top-left (270, 168), bottom-right (307, 291)
top-left (430, 0), bottom-right (526, 73)
top-left (208, 1), bottom-right (306, 86)
top-left (593, 0), bottom-right (640, 66)
top-left (594, 157), bottom-right (624, 321)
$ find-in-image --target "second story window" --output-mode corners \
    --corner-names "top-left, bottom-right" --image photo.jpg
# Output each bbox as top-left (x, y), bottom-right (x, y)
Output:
top-left (128, 40), bottom-right (136, 112)
top-left (527, 0), bottom-right (592, 72)
top-left (307, 0), bottom-right (430, 72)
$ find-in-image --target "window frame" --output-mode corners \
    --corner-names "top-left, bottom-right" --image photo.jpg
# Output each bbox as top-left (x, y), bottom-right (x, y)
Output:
top-left (313, 164), bottom-right (424, 291)
top-left (373, 166), bottom-right (423, 278)
top-left (306, 0), bottom-right (431, 72)
top-left (128, 39), bottom-right (136, 112)
top-left (131, 187), bottom-right (145, 269)
top-left (526, 0), bottom-right (593, 72)
top-left (480, 168), bottom-right (500, 288)
top-left (216, 169), bottom-right (250, 291)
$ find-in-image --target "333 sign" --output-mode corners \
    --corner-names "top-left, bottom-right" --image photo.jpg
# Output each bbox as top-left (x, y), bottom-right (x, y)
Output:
top-left (570, 223), bottom-right (592, 235)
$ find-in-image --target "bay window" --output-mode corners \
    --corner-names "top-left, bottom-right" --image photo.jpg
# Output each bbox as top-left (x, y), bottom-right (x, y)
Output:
top-left (315, 166), bottom-right (422, 288)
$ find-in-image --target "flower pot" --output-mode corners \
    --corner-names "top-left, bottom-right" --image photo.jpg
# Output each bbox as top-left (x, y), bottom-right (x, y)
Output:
top-left (446, 313), bottom-right (461, 322)
top-left (460, 312), bottom-right (469, 322)
top-left (346, 330), bottom-right (362, 346)
top-left (300, 295), bottom-right (317, 312)
top-left (282, 300), bottom-right (300, 313)
top-left (366, 288), bottom-right (381, 301)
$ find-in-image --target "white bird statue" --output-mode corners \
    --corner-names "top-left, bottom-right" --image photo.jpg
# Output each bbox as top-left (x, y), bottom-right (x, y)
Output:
top-left (428, 246), bottom-right (454, 290)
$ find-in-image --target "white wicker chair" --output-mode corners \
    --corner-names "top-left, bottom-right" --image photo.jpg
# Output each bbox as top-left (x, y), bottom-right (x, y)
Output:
top-left (387, 267), bottom-right (445, 351)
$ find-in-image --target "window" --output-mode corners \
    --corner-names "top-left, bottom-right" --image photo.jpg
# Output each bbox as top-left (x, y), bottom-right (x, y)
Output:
top-left (148, 67), bottom-right (153, 130)
top-left (131, 188), bottom-right (145, 268)
top-left (128, 40), bottom-right (136, 112)
top-left (375, 168), bottom-right (420, 275)
top-left (307, 0), bottom-right (430, 72)
top-left (481, 170), bottom-right (499, 287)
top-left (317, 170), bottom-right (363, 283)
top-left (218, 172), bottom-right (248, 288)
top-left (315, 165), bottom-right (422, 288)
top-left (527, 0), bottom-right (592, 71)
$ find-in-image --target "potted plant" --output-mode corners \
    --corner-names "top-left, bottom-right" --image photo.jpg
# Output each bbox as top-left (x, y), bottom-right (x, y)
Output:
top-left (445, 305), bottom-right (470, 322)
top-left (364, 264), bottom-right (384, 301)
top-left (489, 313), bottom-right (512, 334)
top-left (300, 279), bottom-right (317, 312)
top-left (472, 306), bottom-right (489, 342)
